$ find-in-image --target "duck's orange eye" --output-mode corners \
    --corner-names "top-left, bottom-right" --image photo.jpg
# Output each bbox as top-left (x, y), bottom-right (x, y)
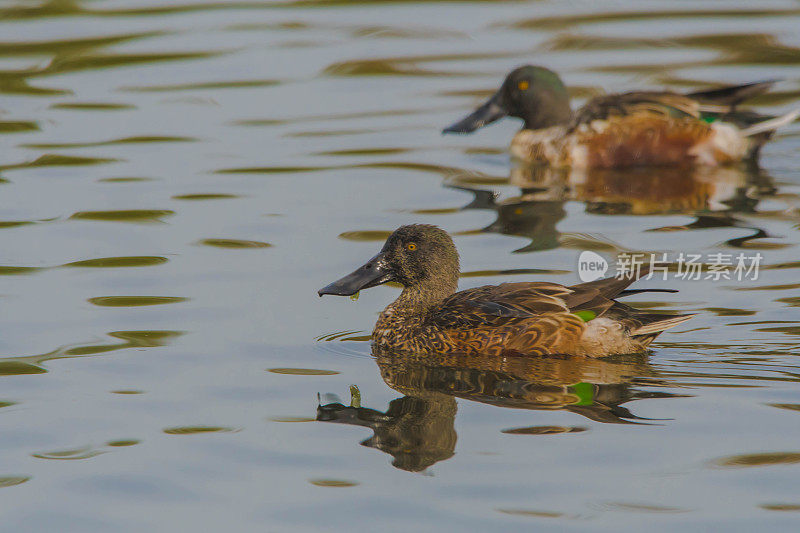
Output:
top-left (407, 243), bottom-right (417, 251)
top-left (518, 80), bottom-right (530, 91)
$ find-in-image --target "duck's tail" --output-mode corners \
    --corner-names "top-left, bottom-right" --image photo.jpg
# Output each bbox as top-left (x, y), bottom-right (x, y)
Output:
top-left (687, 79), bottom-right (778, 107)
top-left (741, 108), bottom-right (800, 137)
top-left (630, 313), bottom-right (697, 346)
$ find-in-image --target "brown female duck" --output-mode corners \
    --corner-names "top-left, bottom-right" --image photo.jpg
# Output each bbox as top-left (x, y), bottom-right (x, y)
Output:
top-left (319, 224), bottom-right (694, 357)
top-left (443, 65), bottom-right (799, 168)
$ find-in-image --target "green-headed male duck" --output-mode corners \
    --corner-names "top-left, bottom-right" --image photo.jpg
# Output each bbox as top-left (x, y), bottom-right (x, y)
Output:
top-left (443, 65), bottom-right (799, 168)
top-left (319, 224), bottom-right (694, 357)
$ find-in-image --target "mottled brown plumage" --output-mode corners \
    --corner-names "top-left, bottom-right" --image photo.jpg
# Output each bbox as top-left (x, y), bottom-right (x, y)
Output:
top-left (443, 65), bottom-right (799, 168)
top-left (319, 225), bottom-right (694, 357)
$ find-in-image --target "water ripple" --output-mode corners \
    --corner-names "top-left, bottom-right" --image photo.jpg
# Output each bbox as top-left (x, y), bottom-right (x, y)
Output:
top-left (70, 210), bottom-right (174, 224)
top-left (87, 296), bottom-right (187, 307)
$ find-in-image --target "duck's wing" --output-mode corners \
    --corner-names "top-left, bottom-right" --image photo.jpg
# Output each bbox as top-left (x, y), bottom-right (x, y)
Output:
top-left (431, 281), bottom-right (621, 330)
top-left (686, 79), bottom-right (777, 108)
top-left (569, 268), bottom-right (649, 299)
top-left (429, 264), bottom-right (680, 329)
top-left (572, 79), bottom-right (779, 129)
top-left (435, 266), bottom-right (671, 328)
top-left (569, 91), bottom-right (702, 131)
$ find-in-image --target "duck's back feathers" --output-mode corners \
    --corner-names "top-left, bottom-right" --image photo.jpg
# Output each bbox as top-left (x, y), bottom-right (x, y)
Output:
top-left (569, 91), bottom-right (702, 131)
top-left (431, 282), bottom-right (573, 329)
top-left (432, 275), bottom-right (635, 329)
top-left (571, 80), bottom-right (781, 130)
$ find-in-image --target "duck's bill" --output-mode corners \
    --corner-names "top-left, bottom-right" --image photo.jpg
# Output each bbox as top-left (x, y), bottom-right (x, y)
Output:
top-left (318, 252), bottom-right (394, 297)
top-left (442, 92), bottom-right (507, 134)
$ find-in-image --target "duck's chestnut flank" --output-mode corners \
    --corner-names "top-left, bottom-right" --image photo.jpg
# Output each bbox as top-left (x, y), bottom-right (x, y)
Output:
top-left (320, 224), bottom-right (694, 357)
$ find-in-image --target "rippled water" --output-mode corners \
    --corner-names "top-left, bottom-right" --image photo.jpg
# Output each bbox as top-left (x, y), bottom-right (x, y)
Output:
top-left (1, 0), bottom-right (800, 530)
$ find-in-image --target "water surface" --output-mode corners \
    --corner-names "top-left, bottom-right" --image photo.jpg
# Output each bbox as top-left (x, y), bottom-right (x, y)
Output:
top-left (1, 0), bottom-right (799, 531)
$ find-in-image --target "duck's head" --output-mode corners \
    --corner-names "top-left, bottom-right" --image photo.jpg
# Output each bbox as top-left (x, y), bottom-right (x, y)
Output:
top-left (442, 65), bottom-right (571, 134)
top-left (319, 224), bottom-right (459, 300)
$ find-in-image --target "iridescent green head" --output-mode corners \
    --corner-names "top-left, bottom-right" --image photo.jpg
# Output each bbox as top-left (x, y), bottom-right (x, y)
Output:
top-left (443, 65), bottom-right (572, 133)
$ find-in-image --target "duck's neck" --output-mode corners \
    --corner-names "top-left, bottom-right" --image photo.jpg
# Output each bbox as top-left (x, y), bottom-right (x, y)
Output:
top-left (522, 100), bottom-right (572, 130)
top-left (520, 87), bottom-right (572, 130)
top-left (391, 277), bottom-right (458, 315)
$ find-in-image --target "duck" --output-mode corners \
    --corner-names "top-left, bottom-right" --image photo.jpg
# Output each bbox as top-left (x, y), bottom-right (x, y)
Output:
top-left (442, 65), bottom-right (799, 168)
top-left (318, 224), bottom-right (694, 357)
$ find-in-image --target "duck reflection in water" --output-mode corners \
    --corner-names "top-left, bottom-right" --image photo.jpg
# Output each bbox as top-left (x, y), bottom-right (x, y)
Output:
top-left (452, 163), bottom-right (777, 251)
top-left (317, 348), bottom-right (686, 472)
